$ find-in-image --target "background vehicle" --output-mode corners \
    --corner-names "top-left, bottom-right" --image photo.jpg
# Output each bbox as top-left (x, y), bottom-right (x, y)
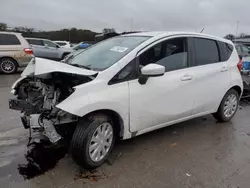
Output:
top-left (0, 32), bottom-right (34, 74)
top-left (61, 49), bottom-right (85, 63)
top-left (72, 42), bottom-right (90, 51)
top-left (235, 43), bottom-right (250, 57)
top-left (10, 32), bottom-right (243, 169)
top-left (26, 38), bottom-right (73, 61)
top-left (54, 41), bottom-right (72, 48)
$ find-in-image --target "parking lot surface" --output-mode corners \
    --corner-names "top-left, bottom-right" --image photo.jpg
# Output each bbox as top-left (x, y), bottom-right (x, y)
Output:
top-left (0, 73), bottom-right (250, 188)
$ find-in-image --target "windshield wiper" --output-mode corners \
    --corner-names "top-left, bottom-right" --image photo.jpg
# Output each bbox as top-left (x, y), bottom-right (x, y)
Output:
top-left (70, 64), bottom-right (91, 70)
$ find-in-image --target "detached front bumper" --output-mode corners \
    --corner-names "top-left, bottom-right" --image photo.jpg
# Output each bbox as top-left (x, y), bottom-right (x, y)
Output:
top-left (9, 99), bottom-right (62, 143)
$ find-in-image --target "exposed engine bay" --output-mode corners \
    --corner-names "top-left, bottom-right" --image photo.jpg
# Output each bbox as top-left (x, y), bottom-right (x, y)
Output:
top-left (9, 72), bottom-right (93, 143)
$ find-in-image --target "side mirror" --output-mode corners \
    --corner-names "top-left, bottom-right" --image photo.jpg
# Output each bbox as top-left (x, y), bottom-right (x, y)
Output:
top-left (139, 64), bottom-right (165, 85)
top-left (44, 44), bottom-right (49, 48)
top-left (56, 45), bottom-right (60, 48)
top-left (141, 64), bottom-right (165, 77)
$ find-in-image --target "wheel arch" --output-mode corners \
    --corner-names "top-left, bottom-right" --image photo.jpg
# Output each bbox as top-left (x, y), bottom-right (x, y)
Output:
top-left (61, 52), bottom-right (70, 60)
top-left (82, 109), bottom-right (124, 139)
top-left (215, 85), bottom-right (242, 112)
top-left (0, 56), bottom-right (18, 66)
top-left (229, 85), bottom-right (242, 97)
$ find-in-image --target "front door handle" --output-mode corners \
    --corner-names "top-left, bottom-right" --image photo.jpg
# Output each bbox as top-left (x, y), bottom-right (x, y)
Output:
top-left (221, 66), bottom-right (228, 72)
top-left (181, 75), bottom-right (193, 81)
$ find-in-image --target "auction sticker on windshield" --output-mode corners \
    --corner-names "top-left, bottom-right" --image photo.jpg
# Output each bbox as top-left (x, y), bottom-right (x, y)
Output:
top-left (110, 46), bottom-right (128, 53)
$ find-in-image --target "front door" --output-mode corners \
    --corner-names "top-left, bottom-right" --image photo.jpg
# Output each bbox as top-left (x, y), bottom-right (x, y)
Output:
top-left (129, 37), bottom-right (195, 133)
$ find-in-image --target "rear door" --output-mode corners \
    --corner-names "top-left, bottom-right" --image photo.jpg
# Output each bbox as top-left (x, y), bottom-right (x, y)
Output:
top-left (42, 40), bottom-right (60, 59)
top-left (191, 37), bottom-right (231, 115)
top-left (27, 39), bottom-right (45, 58)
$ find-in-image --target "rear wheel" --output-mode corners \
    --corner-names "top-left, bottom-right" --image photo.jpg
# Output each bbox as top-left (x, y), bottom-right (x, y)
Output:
top-left (0, 58), bottom-right (18, 74)
top-left (70, 114), bottom-right (115, 169)
top-left (213, 89), bottom-right (239, 122)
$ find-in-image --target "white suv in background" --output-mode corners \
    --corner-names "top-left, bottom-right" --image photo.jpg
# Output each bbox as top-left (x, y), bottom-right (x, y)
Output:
top-left (54, 41), bottom-right (72, 48)
top-left (10, 31), bottom-right (243, 169)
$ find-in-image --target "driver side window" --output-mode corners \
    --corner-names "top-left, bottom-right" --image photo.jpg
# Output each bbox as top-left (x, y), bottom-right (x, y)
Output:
top-left (139, 37), bottom-right (188, 72)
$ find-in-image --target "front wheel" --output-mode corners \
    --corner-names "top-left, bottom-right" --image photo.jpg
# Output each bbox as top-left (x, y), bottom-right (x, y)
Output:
top-left (213, 89), bottom-right (239, 122)
top-left (70, 114), bottom-right (115, 169)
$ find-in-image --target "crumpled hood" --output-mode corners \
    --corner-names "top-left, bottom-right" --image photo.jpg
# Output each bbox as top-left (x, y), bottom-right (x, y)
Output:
top-left (22, 57), bottom-right (97, 78)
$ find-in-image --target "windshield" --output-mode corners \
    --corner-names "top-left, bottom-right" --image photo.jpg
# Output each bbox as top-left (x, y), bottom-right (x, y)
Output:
top-left (68, 36), bottom-right (150, 71)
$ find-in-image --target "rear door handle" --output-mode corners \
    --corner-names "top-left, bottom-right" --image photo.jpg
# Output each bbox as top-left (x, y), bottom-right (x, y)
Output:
top-left (221, 66), bottom-right (228, 72)
top-left (181, 75), bottom-right (193, 81)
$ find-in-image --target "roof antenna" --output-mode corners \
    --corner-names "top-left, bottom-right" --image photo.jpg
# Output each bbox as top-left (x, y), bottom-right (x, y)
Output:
top-left (200, 28), bottom-right (204, 33)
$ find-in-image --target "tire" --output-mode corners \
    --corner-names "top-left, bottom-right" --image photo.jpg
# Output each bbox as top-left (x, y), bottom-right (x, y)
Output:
top-left (213, 89), bottom-right (239, 122)
top-left (0, 58), bottom-right (18, 74)
top-left (70, 114), bottom-right (116, 169)
top-left (61, 53), bottom-right (69, 60)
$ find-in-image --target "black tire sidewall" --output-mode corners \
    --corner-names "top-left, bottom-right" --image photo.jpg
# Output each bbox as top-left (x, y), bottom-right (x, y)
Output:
top-left (0, 58), bottom-right (18, 74)
top-left (70, 114), bottom-right (116, 169)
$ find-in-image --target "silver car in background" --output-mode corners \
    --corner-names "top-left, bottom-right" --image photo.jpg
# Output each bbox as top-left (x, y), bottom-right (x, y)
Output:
top-left (26, 38), bottom-right (73, 61)
top-left (235, 43), bottom-right (250, 57)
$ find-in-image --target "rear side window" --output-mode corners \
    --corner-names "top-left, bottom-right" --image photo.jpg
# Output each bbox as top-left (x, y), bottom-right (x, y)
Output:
top-left (225, 43), bottom-right (233, 58)
top-left (0, 34), bottom-right (21, 45)
top-left (27, 39), bottom-right (44, 46)
top-left (217, 41), bottom-right (234, 61)
top-left (194, 38), bottom-right (219, 65)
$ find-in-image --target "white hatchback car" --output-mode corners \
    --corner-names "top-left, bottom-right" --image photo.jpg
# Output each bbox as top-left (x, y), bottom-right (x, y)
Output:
top-left (9, 32), bottom-right (243, 169)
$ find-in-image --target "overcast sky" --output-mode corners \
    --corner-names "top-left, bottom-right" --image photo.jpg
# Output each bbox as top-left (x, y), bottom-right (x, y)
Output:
top-left (1, 0), bottom-right (250, 37)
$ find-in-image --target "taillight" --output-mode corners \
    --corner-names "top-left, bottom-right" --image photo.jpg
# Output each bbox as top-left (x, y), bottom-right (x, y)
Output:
top-left (237, 57), bottom-right (242, 72)
top-left (24, 48), bottom-right (33, 55)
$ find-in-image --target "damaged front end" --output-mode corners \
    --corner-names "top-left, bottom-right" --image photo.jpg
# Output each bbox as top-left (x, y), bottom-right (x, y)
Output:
top-left (9, 58), bottom-right (97, 144)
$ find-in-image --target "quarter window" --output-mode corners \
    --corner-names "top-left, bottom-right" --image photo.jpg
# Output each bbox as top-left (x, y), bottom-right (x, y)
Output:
top-left (194, 38), bottom-right (219, 65)
top-left (139, 38), bottom-right (188, 72)
top-left (27, 39), bottom-right (44, 46)
top-left (0, 34), bottom-right (21, 45)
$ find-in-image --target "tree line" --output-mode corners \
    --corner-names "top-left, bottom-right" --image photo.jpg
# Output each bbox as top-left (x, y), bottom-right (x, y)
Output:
top-left (224, 33), bottom-right (250, 41)
top-left (0, 22), bottom-right (119, 43)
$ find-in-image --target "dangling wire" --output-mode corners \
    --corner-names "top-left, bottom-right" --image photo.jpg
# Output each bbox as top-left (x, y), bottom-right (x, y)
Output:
top-left (27, 127), bottom-right (32, 146)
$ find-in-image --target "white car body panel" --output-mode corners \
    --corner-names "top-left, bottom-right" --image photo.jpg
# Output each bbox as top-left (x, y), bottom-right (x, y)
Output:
top-left (129, 67), bottom-right (195, 133)
top-left (191, 62), bottom-right (231, 115)
top-left (13, 31), bottom-right (243, 140)
top-left (22, 57), bottom-right (97, 78)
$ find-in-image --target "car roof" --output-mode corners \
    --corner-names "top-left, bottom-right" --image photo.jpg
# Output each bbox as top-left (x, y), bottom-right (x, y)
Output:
top-left (0, 31), bottom-right (22, 35)
top-left (25, 37), bottom-right (47, 40)
top-left (54, 41), bottom-right (69, 42)
top-left (123, 31), bottom-right (231, 44)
